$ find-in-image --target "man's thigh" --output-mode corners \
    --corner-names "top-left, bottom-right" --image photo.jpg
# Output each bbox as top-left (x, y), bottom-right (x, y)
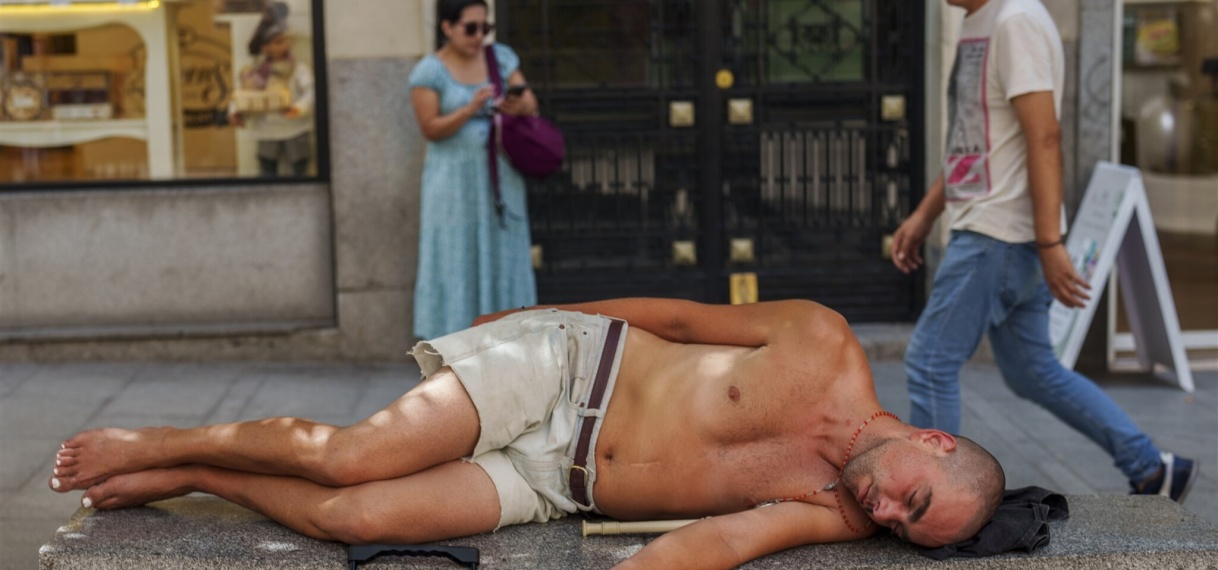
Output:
top-left (331, 368), bottom-right (481, 481)
top-left (909, 232), bottom-right (1003, 357)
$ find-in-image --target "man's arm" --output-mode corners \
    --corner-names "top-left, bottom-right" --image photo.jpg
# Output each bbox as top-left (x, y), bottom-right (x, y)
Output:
top-left (1010, 90), bottom-right (1090, 308)
top-left (613, 502), bottom-right (875, 570)
top-left (473, 298), bottom-right (846, 349)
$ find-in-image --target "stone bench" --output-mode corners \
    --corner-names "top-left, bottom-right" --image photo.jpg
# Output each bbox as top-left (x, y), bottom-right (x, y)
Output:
top-left (39, 494), bottom-right (1218, 569)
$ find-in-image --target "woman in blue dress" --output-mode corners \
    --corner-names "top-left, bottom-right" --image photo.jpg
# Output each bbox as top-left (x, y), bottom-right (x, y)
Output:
top-left (409, 0), bottom-right (537, 339)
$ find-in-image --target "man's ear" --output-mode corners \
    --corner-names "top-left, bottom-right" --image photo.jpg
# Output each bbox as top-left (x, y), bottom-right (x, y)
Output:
top-left (910, 429), bottom-right (957, 454)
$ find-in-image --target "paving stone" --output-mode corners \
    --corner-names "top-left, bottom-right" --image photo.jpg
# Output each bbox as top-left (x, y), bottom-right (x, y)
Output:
top-left (0, 363), bottom-right (40, 397)
top-left (100, 372), bottom-right (239, 418)
top-left (4, 516), bottom-right (61, 570)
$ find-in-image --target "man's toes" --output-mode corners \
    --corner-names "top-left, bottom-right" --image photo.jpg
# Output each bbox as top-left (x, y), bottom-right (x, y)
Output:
top-left (80, 488), bottom-right (99, 509)
top-left (54, 455), bottom-right (79, 468)
top-left (48, 475), bottom-right (72, 492)
top-left (64, 429), bottom-right (102, 447)
top-left (53, 463), bottom-right (79, 478)
top-left (83, 476), bottom-right (136, 510)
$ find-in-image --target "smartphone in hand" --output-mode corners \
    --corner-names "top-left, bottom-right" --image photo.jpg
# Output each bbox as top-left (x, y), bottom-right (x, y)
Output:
top-left (506, 84), bottom-right (528, 97)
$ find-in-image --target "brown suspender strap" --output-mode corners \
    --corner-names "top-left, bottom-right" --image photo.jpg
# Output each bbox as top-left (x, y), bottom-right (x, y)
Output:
top-left (569, 318), bottom-right (624, 509)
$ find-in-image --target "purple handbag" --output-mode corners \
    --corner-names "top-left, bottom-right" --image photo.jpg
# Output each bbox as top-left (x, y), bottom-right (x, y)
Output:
top-left (484, 45), bottom-right (565, 192)
top-left (493, 111), bottom-right (565, 178)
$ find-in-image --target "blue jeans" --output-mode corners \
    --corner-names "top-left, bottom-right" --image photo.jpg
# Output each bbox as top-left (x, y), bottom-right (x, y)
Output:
top-left (905, 230), bottom-right (1161, 483)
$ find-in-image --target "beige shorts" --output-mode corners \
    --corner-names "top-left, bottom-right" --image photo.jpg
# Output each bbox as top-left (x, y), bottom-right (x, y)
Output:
top-left (410, 309), bottom-right (627, 529)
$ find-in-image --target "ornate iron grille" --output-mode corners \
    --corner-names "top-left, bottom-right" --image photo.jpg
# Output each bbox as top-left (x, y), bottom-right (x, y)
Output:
top-left (500, 0), bottom-right (924, 320)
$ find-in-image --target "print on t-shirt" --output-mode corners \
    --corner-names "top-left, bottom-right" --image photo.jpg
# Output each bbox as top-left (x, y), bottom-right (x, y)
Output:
top-left (945, 39), bottom-right (990, 201)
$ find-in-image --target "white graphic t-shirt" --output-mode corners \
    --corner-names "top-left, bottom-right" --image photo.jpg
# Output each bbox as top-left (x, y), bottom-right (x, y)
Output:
top-left (944, 0), bottom-right (1065, 243)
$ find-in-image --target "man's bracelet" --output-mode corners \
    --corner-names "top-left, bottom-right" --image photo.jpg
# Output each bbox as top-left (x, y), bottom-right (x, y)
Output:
top-left (1036, 237), bottom-right (1065, 249)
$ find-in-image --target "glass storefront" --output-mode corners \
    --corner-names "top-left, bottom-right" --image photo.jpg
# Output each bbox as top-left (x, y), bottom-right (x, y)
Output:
top-left (1118, 0), bottom-right (1218, 349)
top-left (0, 0), bottom-right (324, 185)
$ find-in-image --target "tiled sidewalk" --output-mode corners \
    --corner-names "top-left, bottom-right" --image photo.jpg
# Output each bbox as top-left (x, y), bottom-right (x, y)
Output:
top-left (1, 359), bottom-right (1213, 570)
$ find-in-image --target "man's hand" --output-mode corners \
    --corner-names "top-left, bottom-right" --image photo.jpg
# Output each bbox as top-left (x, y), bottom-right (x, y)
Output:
top-left (1039, 244), bottom-right (1090, 308)
top-left (891, 211), bottom-right (934, 274)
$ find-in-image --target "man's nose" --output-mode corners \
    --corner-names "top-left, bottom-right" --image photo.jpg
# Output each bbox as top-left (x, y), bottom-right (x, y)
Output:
top-left (870, 498), bottom-right (903, 524)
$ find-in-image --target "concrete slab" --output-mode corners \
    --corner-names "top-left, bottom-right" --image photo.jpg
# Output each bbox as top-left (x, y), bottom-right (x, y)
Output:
top-left (239, 369), bottom-right (367, 419)
top-left (10, 363), bottom-right (142, 406)
top-left (0, 363), bottom-right (39, 396)
top-left (204, 373), bottom-right (272, 425)
top-left (37, 494), bottom-right (1218, 569)
top-left (98, 370), bottom-right (240, 418)
top-left (4, 516), bottom-right (62, 570)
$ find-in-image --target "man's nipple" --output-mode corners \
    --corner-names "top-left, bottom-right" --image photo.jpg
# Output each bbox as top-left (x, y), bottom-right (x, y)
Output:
top-left (728, 386), bottom-right (741, 402)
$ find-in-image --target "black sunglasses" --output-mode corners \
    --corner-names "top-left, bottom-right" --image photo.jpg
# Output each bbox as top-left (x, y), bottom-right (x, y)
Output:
top-left (460, 21), bottom-right (494, 36)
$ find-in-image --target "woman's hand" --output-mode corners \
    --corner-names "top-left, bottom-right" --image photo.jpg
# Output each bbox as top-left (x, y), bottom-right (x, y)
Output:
top-left (465, 85), bottom-right (494, 116)
top-left (496, 89), bottom-right (532, 116)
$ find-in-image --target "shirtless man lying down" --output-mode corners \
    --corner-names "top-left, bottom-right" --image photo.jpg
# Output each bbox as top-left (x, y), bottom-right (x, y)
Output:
top-left (49, 298), bottom-right (1004, 569)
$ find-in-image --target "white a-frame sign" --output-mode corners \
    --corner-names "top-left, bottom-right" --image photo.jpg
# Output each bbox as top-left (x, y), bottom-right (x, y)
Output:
top-left (1048, 161), bottom-right (1193, 392)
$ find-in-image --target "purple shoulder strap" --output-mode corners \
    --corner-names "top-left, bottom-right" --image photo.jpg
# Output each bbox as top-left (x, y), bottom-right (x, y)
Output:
top-left (484, 44), bottom-right (505, 222)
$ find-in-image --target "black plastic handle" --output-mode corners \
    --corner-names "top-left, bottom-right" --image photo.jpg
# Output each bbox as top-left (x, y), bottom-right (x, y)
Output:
top-left (348, 544), bottom-right (479, 569)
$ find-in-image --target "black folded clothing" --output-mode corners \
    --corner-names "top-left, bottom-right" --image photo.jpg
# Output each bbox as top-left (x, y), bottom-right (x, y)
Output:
top-left (917, 486), bottom-right (1069, 560)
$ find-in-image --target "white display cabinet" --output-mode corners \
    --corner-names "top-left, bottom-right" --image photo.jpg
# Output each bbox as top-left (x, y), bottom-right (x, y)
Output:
top-left (0, 0), bottom-right (187, 179)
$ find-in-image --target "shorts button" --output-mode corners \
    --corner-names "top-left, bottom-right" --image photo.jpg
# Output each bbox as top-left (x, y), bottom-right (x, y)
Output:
top-left (559, 324), bottom-right (565, 329)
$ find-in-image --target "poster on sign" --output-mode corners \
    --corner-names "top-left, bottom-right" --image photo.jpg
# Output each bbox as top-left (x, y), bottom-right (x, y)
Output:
top-left (1048, 161), bottom-right (1193, 392)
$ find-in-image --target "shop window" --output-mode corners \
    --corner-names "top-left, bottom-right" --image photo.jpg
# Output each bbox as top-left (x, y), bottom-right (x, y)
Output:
top-left (0, 0), bottom-right (326, 186)
top-left (1118, 0), bottom-right (1218, 341)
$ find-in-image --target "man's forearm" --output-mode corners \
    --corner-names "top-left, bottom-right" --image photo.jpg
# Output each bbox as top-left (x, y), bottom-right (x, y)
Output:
top-left (472, 298), bottom-right (694, 335)
top-left (915, 172), bottom-right (947, 221)
top-left (526, 298), bottom-right (699, 341)
top-left (1025, 134), bottom-right (1064, 245)
top-left (474, 298), bottom-right (825, 349)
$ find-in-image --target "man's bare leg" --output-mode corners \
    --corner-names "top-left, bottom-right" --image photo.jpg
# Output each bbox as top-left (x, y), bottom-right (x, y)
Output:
top-left (51, 368), bottom-right (480, 492)
top-left (80, 459), bottom-right (500, 544)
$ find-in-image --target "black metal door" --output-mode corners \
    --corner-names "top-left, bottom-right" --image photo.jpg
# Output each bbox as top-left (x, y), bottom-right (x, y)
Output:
top-left (499, 0), bottom-right (924, 321)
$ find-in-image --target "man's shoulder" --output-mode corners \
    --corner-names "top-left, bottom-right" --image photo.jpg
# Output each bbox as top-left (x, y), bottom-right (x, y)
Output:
top-left (993, 0), bottom-right (1058, 34)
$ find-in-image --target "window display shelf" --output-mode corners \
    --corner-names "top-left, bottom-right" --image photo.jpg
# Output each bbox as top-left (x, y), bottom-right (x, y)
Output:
top-left (0, 118), bottom-right (148, 148)
top-left (0, 0), bottom-right (187, 178)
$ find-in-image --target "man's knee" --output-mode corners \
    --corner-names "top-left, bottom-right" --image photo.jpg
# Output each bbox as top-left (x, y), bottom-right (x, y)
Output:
top-left (313, 489), bottom-right (381, 544)
top-left (316, 430), bottom-right (376, 486)
top-left (996, 350), bottom-right (1068, 401)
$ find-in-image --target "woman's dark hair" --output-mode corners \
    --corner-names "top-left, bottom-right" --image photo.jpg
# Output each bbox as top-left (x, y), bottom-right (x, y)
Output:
top-left (435, 0), bottom-right (489, 50)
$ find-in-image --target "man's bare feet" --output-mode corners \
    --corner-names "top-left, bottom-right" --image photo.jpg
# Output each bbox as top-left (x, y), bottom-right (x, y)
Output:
top-left (49, 427), bottom-right (169, 493)
top-left (80, 467), bottom-right (197, 510)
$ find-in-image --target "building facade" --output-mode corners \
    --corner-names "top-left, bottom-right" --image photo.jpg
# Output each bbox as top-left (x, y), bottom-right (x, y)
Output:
top-left (1, 0), bottom-right (1208, 362)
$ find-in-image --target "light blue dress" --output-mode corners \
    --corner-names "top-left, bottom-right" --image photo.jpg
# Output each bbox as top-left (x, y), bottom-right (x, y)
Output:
top-left (409, 43), bottom-right (537, 340)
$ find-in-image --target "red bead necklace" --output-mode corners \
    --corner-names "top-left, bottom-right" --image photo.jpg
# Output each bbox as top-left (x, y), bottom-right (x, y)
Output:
top-left (757, 410), bottom-right (900, 534)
